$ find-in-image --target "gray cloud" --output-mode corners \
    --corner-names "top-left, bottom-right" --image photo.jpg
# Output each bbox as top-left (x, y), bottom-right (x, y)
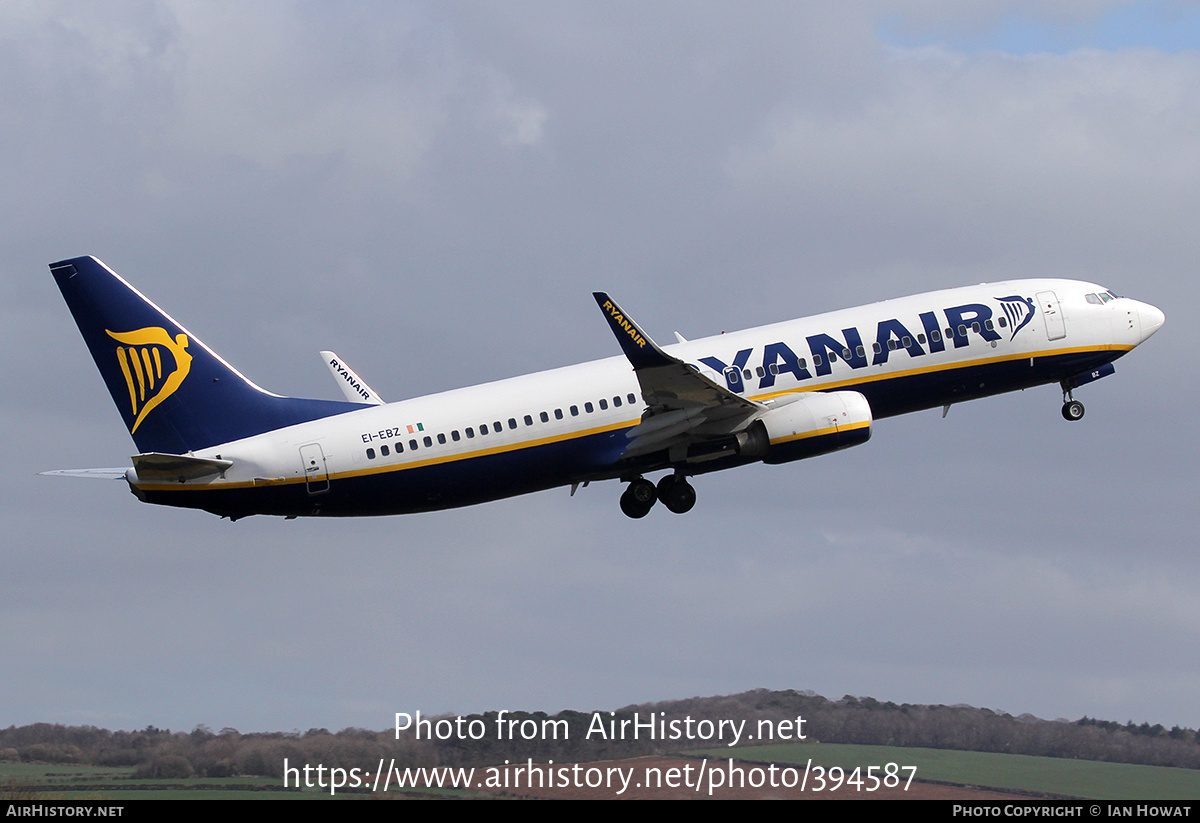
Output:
top-left (3, 2), bottom-right (1194, 734)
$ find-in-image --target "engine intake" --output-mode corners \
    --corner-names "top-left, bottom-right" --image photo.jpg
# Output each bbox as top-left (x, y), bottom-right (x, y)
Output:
top-left (746, 390), bottom-right (873, 464)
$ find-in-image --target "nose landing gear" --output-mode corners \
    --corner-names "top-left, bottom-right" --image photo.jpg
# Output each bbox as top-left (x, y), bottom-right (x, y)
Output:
top-left (1061, 385), bottom-right (1085, 421)
top-left (1062, 399), bottom-right (1085, 421)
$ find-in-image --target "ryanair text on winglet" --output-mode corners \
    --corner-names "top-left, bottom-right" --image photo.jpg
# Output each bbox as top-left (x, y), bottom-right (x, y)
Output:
top-left (602, 300), bottom-right (647, 349)
top-left (328, 357), bottom-right (372, 401)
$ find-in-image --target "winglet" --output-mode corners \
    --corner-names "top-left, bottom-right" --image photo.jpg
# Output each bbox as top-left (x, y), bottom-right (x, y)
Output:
top-left (320, 351), bottom-right (385, 405)
top-left (592, 292), bottom-right (675, 369)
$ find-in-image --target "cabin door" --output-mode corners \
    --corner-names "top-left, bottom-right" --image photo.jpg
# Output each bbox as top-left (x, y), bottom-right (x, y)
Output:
top-left (1037, 290), bottom-right (1066, 341)
top-left (299, 443), bottom-right (330, 495)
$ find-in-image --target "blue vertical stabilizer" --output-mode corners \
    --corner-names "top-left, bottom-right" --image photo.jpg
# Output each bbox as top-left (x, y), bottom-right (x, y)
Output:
top-left (51, 256), bottom-right (366, 454)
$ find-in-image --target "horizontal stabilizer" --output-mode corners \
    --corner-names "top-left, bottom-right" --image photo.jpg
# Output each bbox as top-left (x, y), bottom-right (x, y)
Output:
top-left (320, 351), bottom-right (384, 405)
top-left (39, 468), bottom-right (129, 480)
top-left (131, 452), bottom-right (233, 481)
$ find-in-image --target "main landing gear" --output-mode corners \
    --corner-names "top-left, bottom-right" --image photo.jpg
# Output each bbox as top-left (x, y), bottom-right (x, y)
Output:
top-left (619, 473), bottom-right (696, 518)
top-left (1061, 386), bottom-right (1085, 422)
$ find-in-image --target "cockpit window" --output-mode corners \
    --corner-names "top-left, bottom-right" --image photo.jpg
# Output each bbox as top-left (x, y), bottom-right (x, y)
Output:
top-left (1086, 293), bottom-right (1103, 305)
top-left (1099, 292), bottom-right (1114, 303)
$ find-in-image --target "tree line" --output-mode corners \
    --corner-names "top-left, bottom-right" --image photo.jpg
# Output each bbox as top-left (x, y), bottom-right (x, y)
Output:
top-left (2, 689), bottom-right (1198, 780)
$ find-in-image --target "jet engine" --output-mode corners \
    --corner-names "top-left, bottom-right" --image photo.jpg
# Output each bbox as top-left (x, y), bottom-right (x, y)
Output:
top-left (738, 390), bottom-right (873, 464)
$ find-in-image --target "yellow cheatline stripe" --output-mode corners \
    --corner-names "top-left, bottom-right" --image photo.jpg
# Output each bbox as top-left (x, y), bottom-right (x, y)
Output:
top-left (134, 417), bottom-right (642, 491)
top-left (133, 344), bottom-right (1125, 492)
top-left (748, 344), bottom-right (1131, 403)
top-left (768, 419), bottom-right (871, 446)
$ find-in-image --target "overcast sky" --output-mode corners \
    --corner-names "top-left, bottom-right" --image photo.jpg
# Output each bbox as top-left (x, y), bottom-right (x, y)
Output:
top-left (2, 1), bottom-right (1196, 736)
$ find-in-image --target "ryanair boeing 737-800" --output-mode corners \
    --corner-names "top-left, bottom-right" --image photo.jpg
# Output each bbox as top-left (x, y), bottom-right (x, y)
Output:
top-left (44, 256), bottom-right (1164, 519)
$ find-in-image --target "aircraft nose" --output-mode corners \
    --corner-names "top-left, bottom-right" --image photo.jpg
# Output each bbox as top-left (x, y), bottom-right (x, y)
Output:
top-left (1137, 301), bottom-right (1165, 343)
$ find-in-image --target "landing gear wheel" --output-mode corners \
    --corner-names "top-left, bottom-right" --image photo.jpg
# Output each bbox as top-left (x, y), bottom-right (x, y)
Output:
top-left (657, 474), bottom-right (696, 515)
top-left (619, 477), bottom-right (657, 518)
top-left (1061, 400), bottom-right (1085, 421)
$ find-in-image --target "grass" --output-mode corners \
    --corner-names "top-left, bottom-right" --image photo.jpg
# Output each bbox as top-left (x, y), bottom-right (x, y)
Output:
top-left (688, 741), bottom-right (1200, 800)
top-left (0, 762), bottom-right (485, 800)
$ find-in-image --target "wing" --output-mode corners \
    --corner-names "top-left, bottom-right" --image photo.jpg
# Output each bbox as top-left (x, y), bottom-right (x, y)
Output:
top-left (593, 292), bottom-right (763, 458)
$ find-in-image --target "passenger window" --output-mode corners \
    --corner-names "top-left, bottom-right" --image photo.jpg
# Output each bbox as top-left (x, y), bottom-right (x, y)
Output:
top-left (917, 334), bottom-right (926, 344)
top-left (856, 345), bottom-right (865, 357)
top-left (971, 322), bottom-right (980, 333)
top-left (627, 393), bottom-right (636, 404)
top-left (508, 418), bottom-right (517, 429)
top-left (799, 358), bottom-right (807, 369)
top-left (451, 431), bottom-right (460, 442)
top-left (480, 424), bottom-right (489, 435)
top-left (887, 339), bottom-right (897, 350)
top-left (756, 366), bottom-right (765, 377)
top-left (570, 405), bottom-right (579, 416)
top-left (540, 411), bottom-right (549, 423)
top-left (466, 427), bottom-right (475, 439)
top-left (612, 396), bottom-right (622, 407)
top-left (984, 319), bottom-right (994, 331)
top-left (366, 448), bottom-right (376, 459)
top-left (932, 329), bottom-right (942, 341)
top-left (585, 402), bottom-right (594, 413)
top-left (901, 336), bottom-right (911, 347)
top-left (381, 445), bottom-right (390, 456)
top-left (997, 318), bottom-right (1007, 328)
top-left (957, 325), bottom-right (967, 337)
top-left (395, 442), bottom-right (404, 453)
top-left (423, 436), bottom-right (432, 448)
top-left (524, 415), bottom-right (533, 426)
top-left (409, 439), bottom-right (418, 451)
top-left (769, 363), bottom-right (779, 375)
top-left (814, 354), bottom-right (823, 366)
top-left (599, 398), bottom-right (608, 410)
top-left (437, 433), bottom-right (446, 445)
top-left (493, 420), bottom-right (502, 431)
top-left (554, 409), bottom-right (563, 420)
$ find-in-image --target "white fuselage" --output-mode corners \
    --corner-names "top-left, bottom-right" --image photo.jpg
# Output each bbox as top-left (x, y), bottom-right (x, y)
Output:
top-left (129, 278), bottom-right (1163, 517)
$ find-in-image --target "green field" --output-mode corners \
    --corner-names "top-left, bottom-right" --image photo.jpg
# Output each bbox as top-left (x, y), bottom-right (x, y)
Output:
top-left (0, 763), bottom-right (314, 800)
top-left (7, 748), bottom-right (1200, 800)
top-left (690, 742), bottom-right (1200, 800)
top-left (0, 763), bottom-right (481, 800)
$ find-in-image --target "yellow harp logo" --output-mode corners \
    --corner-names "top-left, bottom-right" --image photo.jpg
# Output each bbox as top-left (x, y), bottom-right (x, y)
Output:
top-left (106, 327), bottom-right (193, 433)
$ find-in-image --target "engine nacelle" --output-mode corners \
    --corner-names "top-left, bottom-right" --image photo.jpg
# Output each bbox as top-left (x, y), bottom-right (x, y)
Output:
top-left (746, 390), bottom-right (873, 465)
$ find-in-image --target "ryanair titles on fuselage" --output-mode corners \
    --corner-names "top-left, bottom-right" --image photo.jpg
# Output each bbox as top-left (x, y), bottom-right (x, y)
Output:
top-left (699, 296), bottom-right (1033, 393)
